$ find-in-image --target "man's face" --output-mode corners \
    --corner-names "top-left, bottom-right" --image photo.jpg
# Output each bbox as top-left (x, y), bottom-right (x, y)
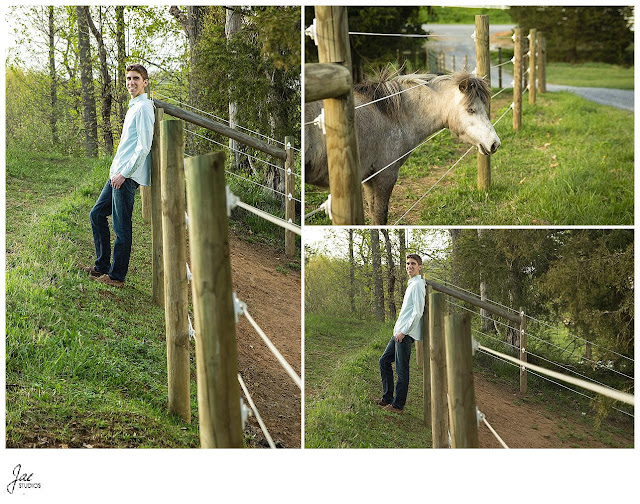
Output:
top-left (126, 70), bottom-right (148, 98)
top-left (406, 258), bottom-right (422, 278)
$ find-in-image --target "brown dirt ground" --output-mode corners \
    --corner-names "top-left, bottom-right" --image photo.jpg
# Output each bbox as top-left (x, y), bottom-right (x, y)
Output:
top-left (229, 231), bottom-right (302, 448)
top-left (473, 370), bottom-right (633, 448)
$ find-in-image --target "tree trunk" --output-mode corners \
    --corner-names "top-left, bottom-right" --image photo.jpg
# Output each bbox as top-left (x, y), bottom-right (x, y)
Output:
top-left (48, 6), bottom-right (59, 146)
top-left (226, 7), bottom-right (243, 171)
top-left (398, 229), bottom-right (406, 298)
top-left (477, 228), bottom-right (492, 332)
top-left (115, 6), bottom-right (127, 127)
top-left (371, 229), bottom-right (385, 322)
top-left (76, 6), bottom-right (98, 157)
top-left (170, 6), bottom-right (205, 152)
top-left (86, 6), bottom-right (113, 155)
top-left (381, 230), bottom-right (397, 320)
top-left (348, 228), bottom-right (356, 313)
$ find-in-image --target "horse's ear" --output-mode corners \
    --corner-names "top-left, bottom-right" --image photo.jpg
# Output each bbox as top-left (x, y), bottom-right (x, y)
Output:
top-left (458, 78), bottom-right (469, 93)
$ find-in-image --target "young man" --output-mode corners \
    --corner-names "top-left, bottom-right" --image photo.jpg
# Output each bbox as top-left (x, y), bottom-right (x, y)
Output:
top-left (86, 64), bottom-right (155, 287)
top-left (377, 253), bottom-right (426, 413)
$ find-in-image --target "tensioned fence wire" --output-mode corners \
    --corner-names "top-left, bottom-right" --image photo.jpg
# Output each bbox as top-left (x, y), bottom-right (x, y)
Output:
top-left (153, 90), bottom-right (301, 152)
top-left (447, 298), bottom-right (634, 389)
top-left (476, 344), bottom-right (634, 406)
top-left (237, 373), bottom-right (276, 448)
top-left (478, 410), bottom-right (509, 448)
top-left (430, 275), bottom-right (633, 377)
top-left (392, 102), bottom-right (513, 225)
top-left (184, 152), bottom-right (301, 232)
top-left (476, 346), bottom-right (634, 418)
top-left (187, 128), bottom-right (301, 180)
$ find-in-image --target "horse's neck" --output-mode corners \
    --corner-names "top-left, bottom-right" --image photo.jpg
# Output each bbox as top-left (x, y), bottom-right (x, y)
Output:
top-left (402, 85), bottom-right (449, 145)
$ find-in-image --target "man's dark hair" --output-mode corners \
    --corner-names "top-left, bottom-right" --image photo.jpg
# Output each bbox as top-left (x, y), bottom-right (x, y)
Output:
top-left (406, 253), bottom-right (422, 265)
top-left (126, 63), bottom-right (149, 81)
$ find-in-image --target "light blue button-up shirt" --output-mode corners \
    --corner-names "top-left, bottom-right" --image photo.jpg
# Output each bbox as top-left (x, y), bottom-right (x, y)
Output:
top-left (109, 93), bottom-right (155, 186)
top-left (393, 275), bottom-right (426, 341)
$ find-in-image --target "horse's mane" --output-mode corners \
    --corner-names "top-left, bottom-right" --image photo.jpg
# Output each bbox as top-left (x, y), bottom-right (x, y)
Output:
top-left (354, 68), bottom-right (491, 120)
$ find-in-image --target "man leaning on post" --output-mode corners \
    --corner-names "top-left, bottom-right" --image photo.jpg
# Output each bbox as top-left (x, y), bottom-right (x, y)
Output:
top-left (83, 63), bottom-right (155, 287)
top-left (377, 253), bottom-right (426, 413)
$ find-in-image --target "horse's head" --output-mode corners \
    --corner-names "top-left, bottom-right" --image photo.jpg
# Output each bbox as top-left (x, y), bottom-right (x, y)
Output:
top-left (447, 74), bottom-right (501, 155)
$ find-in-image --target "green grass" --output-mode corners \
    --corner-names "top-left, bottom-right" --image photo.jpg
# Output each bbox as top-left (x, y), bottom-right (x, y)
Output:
top-left (5, 147), bottom-right (203, 447)
top-left (546, 62), bottom-right (634, 89)
top-left (305, 312), bottom-right (634, 448)
top-left (306, 90), bottom-right (633, 225)
top-left (6, 146), bottom-right (294, 448)
top-left (420, 6), bottom-right (513, 25)
top-left (305, 314), bottom-right (430, 448)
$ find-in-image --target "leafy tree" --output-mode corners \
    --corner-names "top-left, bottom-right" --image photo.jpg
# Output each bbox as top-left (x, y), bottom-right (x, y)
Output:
top-left (508, 6), bottom-right (634, 65)
top-left (305, 6), bottom-right (424, 82)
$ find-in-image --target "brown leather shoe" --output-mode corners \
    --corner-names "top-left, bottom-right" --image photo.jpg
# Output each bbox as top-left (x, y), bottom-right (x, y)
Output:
top-left (383, 404), bottom-right (404, 414)
top-left (375, 399), bottom-right (391, 407)
top-left (81, 265), bottom-right (107, 277)
top-left (94, 274), bottom-right (124, 288)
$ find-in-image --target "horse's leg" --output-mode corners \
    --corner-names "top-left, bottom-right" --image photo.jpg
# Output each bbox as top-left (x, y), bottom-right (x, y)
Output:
top-left (363, 181), bottom-right (375, 222)
top-left (372, 177), bottom-right (397, 225)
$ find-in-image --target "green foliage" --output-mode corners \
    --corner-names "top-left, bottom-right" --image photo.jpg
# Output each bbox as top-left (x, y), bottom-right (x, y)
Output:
top-left (509, 6), bottom-right (634, 65)
top-left (305, 6), bottom-right (424, 81)
top-left (422, 6), bottom-right (513, 24)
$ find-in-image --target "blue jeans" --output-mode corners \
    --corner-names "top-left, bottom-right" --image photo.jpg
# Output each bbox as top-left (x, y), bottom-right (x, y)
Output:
top-left (379, 335), bottom-right (414, 410)
top-left (90, 178), bottom-right (139, 282)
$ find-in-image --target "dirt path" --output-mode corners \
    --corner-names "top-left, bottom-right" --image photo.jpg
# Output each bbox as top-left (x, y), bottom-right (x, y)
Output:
top-left (473, 371), bottom-right (633, 448)
top-left (229, 232), bottom-right (301, 448)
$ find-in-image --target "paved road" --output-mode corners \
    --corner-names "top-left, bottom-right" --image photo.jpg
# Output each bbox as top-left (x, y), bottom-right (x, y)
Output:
top-left (422, 24), bottom-right (634, 111)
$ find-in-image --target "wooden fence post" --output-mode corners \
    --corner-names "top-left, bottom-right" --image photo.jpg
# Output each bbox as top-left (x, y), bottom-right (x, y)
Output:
top-left (421, 285), bottom-right (431, 427)
top-left (160, 119), bottom-right (190, 423)
top-left (513, 28), bottom-right (523, 131)
top-left (315, 6), bottom-right (364, 225)
top-left (475, 14), bottom-right (491, 191)
top-left (464, 54), bottom-right (468, 71)
top-left (520, 307), bottom-right (528, 394)
top-left (537, 33), bottom-right (546, 93)
top-left (452, 54), bottom-right (456, 72)
top-left (185, 151), bottom-right (243, 448)
top-left (284, 136), bottom-right (296, 258)
top-left (445, 312), bottom-right (478, 448)
top-left (528, 28), bottom-right (537, 105)
top-left (498, 47), bottom-right (503, 89)
top-left (151, 106), bottom-right (165, 307)
top-left (429, 290), bottom-right (448, 448)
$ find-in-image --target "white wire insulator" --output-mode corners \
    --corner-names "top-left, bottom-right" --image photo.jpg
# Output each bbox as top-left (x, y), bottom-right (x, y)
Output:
top-left (184, 211), bottom-right (189, 228)
top-left (237, 373), bottom-right (276, 449)
top-left (186, 262), bottom-right (192, 282)
top-left (240, 397), bottom-right (252, 429)
top-left (305, 18), bottom-right (318, 45)
top-left (471, 336), bottom-right (480, 356)
top-left (511, 56), bottom-right (516, 63)
top-left (476, 407), bottom-right (485, 427)
top-left (233, 291), bottom-right (247, 323)
top-left (226, 186), bottom-right (239, 216)
top-left (470, 30), bottom-right (476, 40)
top-left (286, 141), bottom-right (292, 150)
top-left (313, 109), bottom-right (326, 135)
top-left (188, 316), bottom-right (197, 343)
top-left (287, 167), bottom-right (292, 176)
top-left (511, 80), bottom-right (515, 87)
top-left (472, 67), bottom-right (478, 76)
top-left (288, 193), bottom-right (293, 201)
top-left (321, 194), bottom-right (332, 220)
top-left (287, 218), bottom-right (293, 224)
top-left (511, 32), bottom-right (516, 42)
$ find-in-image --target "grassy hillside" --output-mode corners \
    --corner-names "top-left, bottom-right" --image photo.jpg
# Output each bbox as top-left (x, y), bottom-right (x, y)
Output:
top-left (5, 148), bottom-right (202, 447)
top-left (305, 90), bottom-right (633, 225)
top-left (305, 313), bottom-right (633, 448)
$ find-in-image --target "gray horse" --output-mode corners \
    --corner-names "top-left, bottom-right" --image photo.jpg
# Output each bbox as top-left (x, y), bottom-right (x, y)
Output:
top-left (305, 69), bottom-right (501, 225)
